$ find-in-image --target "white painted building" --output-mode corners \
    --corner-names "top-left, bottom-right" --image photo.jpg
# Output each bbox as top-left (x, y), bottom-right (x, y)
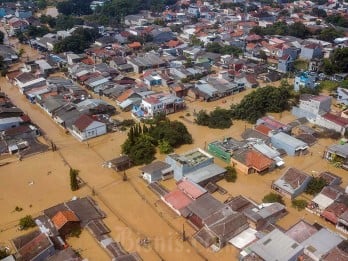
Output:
top-left (71, 114), bottom-right (106, 141)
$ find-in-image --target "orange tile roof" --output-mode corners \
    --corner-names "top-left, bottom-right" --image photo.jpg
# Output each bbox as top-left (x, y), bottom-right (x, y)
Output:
top-left (255, 124), bottom-right (272, 136)
top-left (128, 42), bottom-right (142, 49)
top-left (246, 150), bottom-right (273, 172)
top-left (52, 210), bottom-right (79, 230)
top-left (166, 40), bottom-right (181, 48)
top-left (117, 89), bottom-right (135, 103)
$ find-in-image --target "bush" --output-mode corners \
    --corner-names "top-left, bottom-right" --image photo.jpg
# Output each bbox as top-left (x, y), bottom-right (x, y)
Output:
top-left (262, 192), bottom-right (285, 205)
top-left (19, 215), bottom-right (36, 230)
top-left (0, 248), bottom-right (9, 259)
top-left (292, 199), bottom-right (307, 210)
top-left (68, 227), bottom-right (82, 238)
top-left (195, 108), bottom-right (232, 129)
top-left (14, 206), bottom-right (23, 212)
top-left (224, 166), bottom-right (237, 182)
top-left (305, 177), bottom-right (327, 195)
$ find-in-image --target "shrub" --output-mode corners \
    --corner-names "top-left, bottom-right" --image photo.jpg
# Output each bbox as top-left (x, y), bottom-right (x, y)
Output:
top-left (159, 140), bottom-right (173, 154)
top-left (305, 177), bottom-right (327, 195)
top-left (292, 199), bottom-right (307, 210)
top-left (195, 108), bottom-right (232, 129)
top-left (224, 166), bottom-right (237, 182)
top-left (70, 168), bottom-right (79, 191)
top-left (262, 192), bottom-right (285, 205)
top-left (19, 215), bottom-right (36, 230)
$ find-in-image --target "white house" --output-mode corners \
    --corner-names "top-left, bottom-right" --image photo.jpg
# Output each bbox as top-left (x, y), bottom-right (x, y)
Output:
top-left (70, 114), bottom-right (106, 141)
top-left (337, 87), bottom-right (348, 105)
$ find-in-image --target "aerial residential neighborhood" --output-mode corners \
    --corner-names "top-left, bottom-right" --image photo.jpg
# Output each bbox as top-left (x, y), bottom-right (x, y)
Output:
top-left (0, 0), bottom-right (348, 260)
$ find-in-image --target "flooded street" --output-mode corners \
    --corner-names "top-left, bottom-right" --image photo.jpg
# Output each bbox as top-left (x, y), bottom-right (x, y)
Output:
top-left (0, 40), bottom-right (346, 261)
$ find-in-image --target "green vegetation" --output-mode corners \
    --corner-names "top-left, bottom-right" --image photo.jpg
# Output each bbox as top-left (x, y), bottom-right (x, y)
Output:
top-left (122, 120), bottom-right (192, 165)
top-left (70, 168), bottom-right (79, 191)
top-left (224, 166), bottom-right (237, 182)
top-left (262, 192), bottom-right (285, 205)
top-left (57, 0), bottom-right (93, 16)
top-left (14, 206), bottom-right (23, 212)
top-left (305, 177), bottom-right (327, 195)
top-left (159, 140), bottom-right (173, 154)
top-left (195, 108), bottom-right (233, 129)
top-left (317, 28), bottom-right (344, 42)
top-left (326, 14), bottom-right (348, 28)
top-left (319, 80), bottom-right (339, 92)
top-left (292, 199), bottom-right (308, 211)
top-left (230, 85), bottom-right (291, 123)
top-left (68, 227), bottom-right (82, 238)
top-left (293, 59), bottom-right (309, 71)
top-left (321, 47), bottom-right (348, 75)
top-left (205, 42), bottom-right (242, 56)
top-left (19, 215), bottom-right (36, 230)
top-left (250, 22), bottom-right (311, 39)
top-left (54, 27), bottom-right (100, 53)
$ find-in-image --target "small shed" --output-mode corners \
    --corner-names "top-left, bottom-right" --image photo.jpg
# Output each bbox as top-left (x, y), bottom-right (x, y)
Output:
top-left (106, 155), bottom-right (132, 172)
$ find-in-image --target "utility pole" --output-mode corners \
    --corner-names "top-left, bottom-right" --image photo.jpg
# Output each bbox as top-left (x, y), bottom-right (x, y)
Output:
top-left (182, 223), bottom-right (186, 241)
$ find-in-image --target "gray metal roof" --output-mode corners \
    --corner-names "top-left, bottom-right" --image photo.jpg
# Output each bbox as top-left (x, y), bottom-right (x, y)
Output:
top-left (185, 163), bottom-right (226, 184)
top-left (247, 228), bottom-right (304, 261)
top-left (272, 132), bottom-right (308, 149)
top-left (302, 229), bottom-right (343, 260)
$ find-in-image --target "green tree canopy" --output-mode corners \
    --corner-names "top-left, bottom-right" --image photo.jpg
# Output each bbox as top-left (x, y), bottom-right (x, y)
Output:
top-left (305, 177), bottom-right (327, 195)
top-left (262, 192), bottom-right (285, 205)
top-left (70, 168), bottom-right (79, 191)
top-left (195, 108), bottom-right (233, 129)
top-left (224, 166), bottom-right (237, 182)
top-left (19, 215), bottom-right (36, 230)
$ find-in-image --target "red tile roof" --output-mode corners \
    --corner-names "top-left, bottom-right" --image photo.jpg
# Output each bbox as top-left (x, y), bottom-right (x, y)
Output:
top-left (52, 210), bottom-right (80, 230)
top-left (117, 89), bottom-right (135, 103)
top-left (166, 40), bottom-right (181, 48)
top-left (322, 113), bottom-right (348, 127)
top-left (163, 189), bottom-right (193, 212)
top-left (177, 179), bottom-right (206, 200)
top-left (255, 124), bottom-right (272, 136)
top-left (73, 114), bottom-right (97, 131)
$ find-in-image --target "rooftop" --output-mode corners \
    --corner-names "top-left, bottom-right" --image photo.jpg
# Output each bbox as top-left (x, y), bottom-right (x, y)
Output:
top-left (285, 220), bottom-right (318, 243)
top-left (274, 167), bottom-right (311, 194)
top-left (168, 148), bottom-right (212, 167)
top-left (246, 229), bottom-right (304, 261)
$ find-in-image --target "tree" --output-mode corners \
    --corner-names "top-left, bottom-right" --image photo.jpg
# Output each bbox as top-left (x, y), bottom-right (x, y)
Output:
top-left (70, 168), bottom-right (79, 191)
top-left (230, 85), bottom-right (291, 123)
top-left (305, 177), bottom-right (327, 195)
top-left (159, 139), bottom-right (173, 154)
top-left (36, 0), bottom-right (47, 10)
top-left (195, 108), bottom-right (233, 129)
top-left (326, 14), bottom-right (348, 28)
top-left (262, 192), bottom-right (285, 205)
top-left (19, 215), bottom-right (36, 230)
top-left (224, 166), bottom-right (237, 182)
top-left (318, 28), bottom-right (344, 42)
top-left (292, 199), bottom-right (307, 211)
top-left (57, 0), bottom-right (93, 16)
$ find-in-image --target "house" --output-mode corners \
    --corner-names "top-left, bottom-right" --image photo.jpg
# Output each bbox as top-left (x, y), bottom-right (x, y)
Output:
top-left (241, 229), bottom-right (304, 261)
top-left (337, 210), bottom-right (348, 234)
top-left (186, 193), bottom-right (224, 229)
top-left (325, 143), bottom-right (348, 169)
top-left (0, 116), bottom-right (27, 131)
top-left (51, 210), bottom-right (80, 237)
top-left (208, 137), bottom-right (247, 163)
top-left (315, 113), bottom-right (348, 136)
top-left (162, 189), bottom-right (193, 216)
top-left (243, 202), bottom-right (286, 230)
top-left (165, 148), bottom-right (226, 186)
top-left (234, 74), bottom-right (259, 89)
top-left (270, 132), bottom-right (308, 156)
top-left (132, 93), bottom-right (185, 119)
top-left (256, 116), bottom-right (289, 133)
top-left (143, 72), bottom-right (162, 87)
top-left (337, 87), bottom-right (348, 105)
top-left (0, 45), bottom-right (18, 63)
top-left (140, 161), bottom-right (173, 183)
top-left (278, 54), bottom-right (294, 73)
top-left (302, 228), bottom-right (343, 261)
top-left (318, 171), bottom-right (342, 186)
top-left (300, 43), bottom-right (323, 60)
top-left (231, 149), bottom-right (275, 175)
top-left (70, 114), bottom-right (107, 141)
top-left (294, 71), bottom-right (317, 92)
top-left (307, 185), bottom-right (345, 215)
top-left (292, 94), bottom-right (331, 121)
top-left (12, 230), bottom-right (56, 261)
top-left (285, 220), bottom-right (319, 243)
top-left (194, 205), bottom-right (248, 250)
top-left (272, 167), bottom-right (312, 199)
top-left (321, 195), bottom-right (348, 226)
top-left (127, 53), bottom-right (166, 73)
top-left (105, 155), bottom-right (132, 172)
top-left (322, 241), bottom-right (348, 261)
